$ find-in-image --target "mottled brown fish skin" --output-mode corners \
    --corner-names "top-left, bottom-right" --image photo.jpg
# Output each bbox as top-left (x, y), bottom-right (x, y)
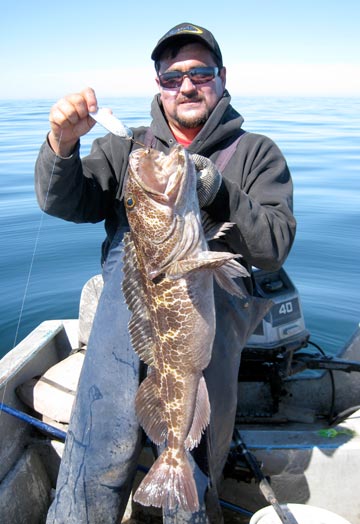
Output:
top-left (122, 145), bottom-right (246, 512)
top-left (135, 271), bottom-right (213, 511)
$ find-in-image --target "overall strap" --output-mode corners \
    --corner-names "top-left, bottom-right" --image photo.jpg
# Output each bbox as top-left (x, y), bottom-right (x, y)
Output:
top-left (214, 130), bottom-right (247, 172)
top-left (143, 127), bottom-right (156, 148)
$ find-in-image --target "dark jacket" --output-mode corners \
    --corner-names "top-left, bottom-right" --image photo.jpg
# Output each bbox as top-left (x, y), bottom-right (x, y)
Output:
top-left (35, 90), bottom-right (296, 271)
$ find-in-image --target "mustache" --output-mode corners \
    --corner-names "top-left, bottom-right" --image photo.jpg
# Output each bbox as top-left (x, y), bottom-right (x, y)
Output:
top-left (176, 93), bottom-right (204, 104)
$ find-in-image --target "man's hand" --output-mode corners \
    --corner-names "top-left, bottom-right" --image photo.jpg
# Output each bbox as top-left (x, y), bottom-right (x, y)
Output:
top-left (191, 154), bottom-right (222, 208)
top-left (48, 87), bottom-right (98, 157)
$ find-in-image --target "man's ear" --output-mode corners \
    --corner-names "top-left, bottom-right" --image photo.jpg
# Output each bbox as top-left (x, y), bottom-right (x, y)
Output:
top-left (220, 67), bottom-right (227, 90)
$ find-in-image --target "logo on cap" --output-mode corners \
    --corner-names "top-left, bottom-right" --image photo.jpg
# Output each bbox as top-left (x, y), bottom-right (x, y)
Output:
top-left (165, 24), bottom-right (204, 37)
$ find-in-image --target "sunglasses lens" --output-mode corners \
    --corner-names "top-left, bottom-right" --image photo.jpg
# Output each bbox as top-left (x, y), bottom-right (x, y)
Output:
top-left (159, 71), bottom-right (184, 88)
top-left (190, 67), bottom-right (218, 84)
top-left (159, 67), bottom-right (218, 88)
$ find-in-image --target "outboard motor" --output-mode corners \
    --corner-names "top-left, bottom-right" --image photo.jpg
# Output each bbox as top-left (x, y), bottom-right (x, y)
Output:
top-left (247, 267), bottom-right (309, 352)
top-left (238, 267), bottom-right (360, 415)
top-left (239, 268), bottom-right (309, 384)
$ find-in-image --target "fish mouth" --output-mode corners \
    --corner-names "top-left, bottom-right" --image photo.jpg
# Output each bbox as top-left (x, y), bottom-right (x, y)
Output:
top-left (129, 145), bottom-right (187, 207)
top-left (127, 145), bottom-right (191, 249)
top-left (127, 145), bottom-right (200, 279)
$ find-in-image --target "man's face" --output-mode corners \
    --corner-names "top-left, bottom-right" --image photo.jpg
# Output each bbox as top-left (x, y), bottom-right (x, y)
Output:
top-left (155, 43), bottom-right (226, 133)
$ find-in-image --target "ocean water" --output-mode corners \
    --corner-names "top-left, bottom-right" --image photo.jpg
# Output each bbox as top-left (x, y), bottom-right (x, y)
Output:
top-left (0, 97), bottom-right (359, 358)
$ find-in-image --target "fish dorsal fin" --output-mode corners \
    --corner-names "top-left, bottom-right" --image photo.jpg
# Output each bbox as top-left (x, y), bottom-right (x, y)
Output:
top-left (185, 375), bottom-right (210, 450)
top-left (135, 370), bottom-right (167, 445)
top-left (122, 233), bottom-right (155, 366)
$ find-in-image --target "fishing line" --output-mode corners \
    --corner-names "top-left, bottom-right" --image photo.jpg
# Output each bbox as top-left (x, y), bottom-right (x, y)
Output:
top-left (0, 130), bottom-right (63, 414)
top-left (13, 130), bottom-right (63, 348)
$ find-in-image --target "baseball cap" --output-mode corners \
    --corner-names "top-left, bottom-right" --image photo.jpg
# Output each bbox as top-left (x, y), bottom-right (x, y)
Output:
top-left (151, 22), bottom-right (223, 66)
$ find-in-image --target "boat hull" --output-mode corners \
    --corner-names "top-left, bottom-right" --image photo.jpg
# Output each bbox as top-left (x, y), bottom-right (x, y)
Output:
top-left (1, 316), bottom-right (360, 522)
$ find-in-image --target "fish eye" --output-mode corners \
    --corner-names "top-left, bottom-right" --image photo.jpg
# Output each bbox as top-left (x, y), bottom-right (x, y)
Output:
top-left (125, 194), bottom-right (136, 209)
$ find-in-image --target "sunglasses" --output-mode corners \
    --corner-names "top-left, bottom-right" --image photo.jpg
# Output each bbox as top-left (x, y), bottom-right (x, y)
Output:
top-left (158, 66), bottom-right (219, 89)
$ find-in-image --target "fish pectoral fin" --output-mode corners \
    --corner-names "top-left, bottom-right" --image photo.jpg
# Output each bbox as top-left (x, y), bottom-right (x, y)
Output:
top-left (201, 211), bottom-right (235, 242)
top-left (135, 372), bottom-right (167, 445)
top-left (165, 251), bottom-right (242, 278)
top-left (214, 258), bottom-right (250, 297)
top-left (185, 375), bottom-right (210, 450)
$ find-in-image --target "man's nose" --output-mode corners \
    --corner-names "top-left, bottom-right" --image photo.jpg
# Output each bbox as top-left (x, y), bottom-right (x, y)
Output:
top-left (179, 75), bottom-right (197, 93)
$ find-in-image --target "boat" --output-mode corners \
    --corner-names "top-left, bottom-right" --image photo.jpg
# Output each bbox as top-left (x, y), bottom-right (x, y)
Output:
top-left (1, 269), bottom-right (360, 523)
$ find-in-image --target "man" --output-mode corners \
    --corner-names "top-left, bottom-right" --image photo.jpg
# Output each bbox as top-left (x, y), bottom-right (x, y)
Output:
top-left (35, 22), bottom-right (296, 524)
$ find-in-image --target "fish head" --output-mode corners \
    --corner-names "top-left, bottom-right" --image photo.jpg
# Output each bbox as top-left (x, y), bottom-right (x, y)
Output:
top-left (124, 145), bottom-right (198, 279)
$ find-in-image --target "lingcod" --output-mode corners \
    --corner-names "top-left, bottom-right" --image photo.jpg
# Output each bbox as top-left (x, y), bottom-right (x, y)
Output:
top-left (122, 145), bottom-right (248, 512)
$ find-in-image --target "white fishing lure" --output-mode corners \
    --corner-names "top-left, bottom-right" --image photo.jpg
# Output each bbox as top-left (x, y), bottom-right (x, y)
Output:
top-left (90, 108), bottom-right (133, 140)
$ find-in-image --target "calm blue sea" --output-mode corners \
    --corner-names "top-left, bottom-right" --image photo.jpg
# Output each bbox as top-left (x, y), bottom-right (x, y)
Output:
top-left (0, 97), bottom-right (359, 358)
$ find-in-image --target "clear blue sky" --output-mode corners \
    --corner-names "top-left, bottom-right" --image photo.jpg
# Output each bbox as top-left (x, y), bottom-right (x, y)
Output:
top-left (1, 0), bottom-right (359, 99)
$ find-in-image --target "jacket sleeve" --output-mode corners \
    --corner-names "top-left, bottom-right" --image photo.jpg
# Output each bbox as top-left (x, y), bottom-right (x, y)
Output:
top-left (206, 133), bottom-right (296, 271)
top-left (34, 134), bottom-right (129, 223)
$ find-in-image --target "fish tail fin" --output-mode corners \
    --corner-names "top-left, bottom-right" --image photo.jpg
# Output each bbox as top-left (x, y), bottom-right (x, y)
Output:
top-left (133, 450), bottom-right (199, 512)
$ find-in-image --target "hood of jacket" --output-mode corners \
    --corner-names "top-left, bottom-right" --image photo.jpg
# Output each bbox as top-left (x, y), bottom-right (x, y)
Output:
top-left (149, 90), bottom-right (245, 155)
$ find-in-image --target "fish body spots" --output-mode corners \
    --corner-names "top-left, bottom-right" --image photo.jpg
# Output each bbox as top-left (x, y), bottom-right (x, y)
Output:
top-left (158, 328), bottom-right (181, 345)
top-left (164, 438), bottom-right (182, 465)
top-left (124, 146), bottom-right (211, 512)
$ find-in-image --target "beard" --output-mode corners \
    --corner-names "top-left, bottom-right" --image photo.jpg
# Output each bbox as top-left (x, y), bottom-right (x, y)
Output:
top-left (175, 112), bottom-right (209, 128)
top-left (173, 94), bottom-right (211, 129)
